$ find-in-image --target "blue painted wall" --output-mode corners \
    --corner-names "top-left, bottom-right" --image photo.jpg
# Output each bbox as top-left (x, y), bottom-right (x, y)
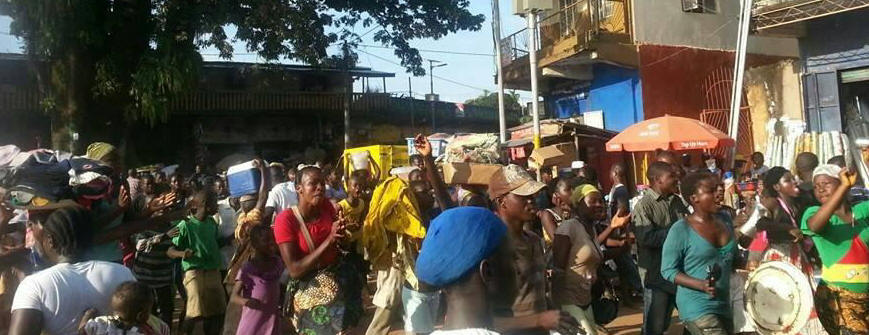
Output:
top-left (547, 64), bottom-right (643, 132)
top-left (801, 8), bottom-right (869, 73)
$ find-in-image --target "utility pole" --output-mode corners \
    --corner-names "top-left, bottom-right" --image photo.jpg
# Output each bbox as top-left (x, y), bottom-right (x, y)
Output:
top-left (428, 59), bottom-right (447, 133)
top-left (492, 0), bottom-right (508, 143)
top-left (728, 0), bottom-right (752, 168)
top-left (409, 77), bottom-right (415, 128)
top-left (343, 43), bottom-right (352, 150)
top-left (528, 10), bottom-right (542, 181)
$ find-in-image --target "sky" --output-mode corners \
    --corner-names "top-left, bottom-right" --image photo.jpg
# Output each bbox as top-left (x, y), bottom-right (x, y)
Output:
top-left (0, 1), bottom-right (531, 104)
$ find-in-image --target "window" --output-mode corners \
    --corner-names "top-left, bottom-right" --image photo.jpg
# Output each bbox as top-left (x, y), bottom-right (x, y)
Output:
top-left (682, 0), bottom-right (717, 13)
top-left (803, 72), bottom-right (842, 132)
top-left (599, 0), bottom-right (615, 20)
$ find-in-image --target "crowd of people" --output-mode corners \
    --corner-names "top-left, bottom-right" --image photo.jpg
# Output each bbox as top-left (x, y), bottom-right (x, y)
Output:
top-left (0, 135), bottom-right (868, 335)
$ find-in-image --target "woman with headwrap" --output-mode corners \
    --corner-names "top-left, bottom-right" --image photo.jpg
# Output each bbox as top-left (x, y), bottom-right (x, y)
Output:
top-left (551, 184), bottom-right (630, 335)
top-left (802, 165), bottom-right (869, 334)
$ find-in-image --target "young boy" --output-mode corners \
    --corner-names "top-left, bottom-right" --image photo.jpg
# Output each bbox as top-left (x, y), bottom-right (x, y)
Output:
top-left (80, 281), bottom-right (171, 335)
top-left (337, 173), bottom-right (368, 330)
top-left (632, 161), bottom-right (688, 335)
top-left (750, 152), bottom-right (770, 180)
top-left (338, 173), bottom-right (368, 229)
top-left (168, 190), bottom-right (225, 335)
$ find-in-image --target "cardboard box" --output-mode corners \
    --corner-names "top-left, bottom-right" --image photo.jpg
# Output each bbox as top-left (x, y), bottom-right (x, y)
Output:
top-left (443, 162), bottom-right (502, 185)
top-left (530, 143), bottom-right (577, 168)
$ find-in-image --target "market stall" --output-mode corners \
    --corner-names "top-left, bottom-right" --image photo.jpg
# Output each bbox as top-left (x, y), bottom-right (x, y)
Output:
top-left (505, 119), bottom-right (622, 190)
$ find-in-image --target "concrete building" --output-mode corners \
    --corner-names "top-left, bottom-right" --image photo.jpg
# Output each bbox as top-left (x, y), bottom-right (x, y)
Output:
top-left (500, 0), bottom-right (802, 158)
top-left (752, 0), bottom-right (869, 133)
top-left (0, 55), bottom-right (517, 168)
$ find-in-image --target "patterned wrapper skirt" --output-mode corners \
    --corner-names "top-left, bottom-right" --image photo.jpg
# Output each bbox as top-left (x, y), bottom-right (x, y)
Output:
top-left (815, 283), bottom-right (869, 335)
top-left (286, 267), bottom-right (346, 335)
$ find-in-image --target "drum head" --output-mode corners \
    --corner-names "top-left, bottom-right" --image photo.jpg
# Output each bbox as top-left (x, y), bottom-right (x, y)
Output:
top-left (744, 261), bottom-right (814, 335)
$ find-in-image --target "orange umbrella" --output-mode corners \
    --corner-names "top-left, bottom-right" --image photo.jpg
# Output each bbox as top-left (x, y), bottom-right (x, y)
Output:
top-left (606, 115), bottom-right (735, 152)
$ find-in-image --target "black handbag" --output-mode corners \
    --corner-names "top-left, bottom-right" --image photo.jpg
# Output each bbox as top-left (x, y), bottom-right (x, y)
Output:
top-left (591, 274), bottom-right (620, 325)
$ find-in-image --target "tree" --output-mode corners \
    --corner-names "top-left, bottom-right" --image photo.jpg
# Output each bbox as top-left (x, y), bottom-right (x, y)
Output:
top-left (464, 90), bottom-right (523, 112)
top-left (0, 0), bottom-right (484, 151)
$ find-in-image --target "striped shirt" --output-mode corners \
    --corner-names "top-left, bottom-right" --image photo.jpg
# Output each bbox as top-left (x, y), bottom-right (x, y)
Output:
top-left (131, 231), bottom-right (174, 288)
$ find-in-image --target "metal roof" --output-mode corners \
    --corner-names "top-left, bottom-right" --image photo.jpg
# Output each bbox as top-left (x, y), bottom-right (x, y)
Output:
top-left (0, 53), bottom-right (395, 78)
top-left (202, 61), bottom-right (395, 78)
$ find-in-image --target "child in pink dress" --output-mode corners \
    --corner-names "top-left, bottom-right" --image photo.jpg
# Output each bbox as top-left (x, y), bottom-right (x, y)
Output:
top-left (230, 225), bottom-right (283, 335)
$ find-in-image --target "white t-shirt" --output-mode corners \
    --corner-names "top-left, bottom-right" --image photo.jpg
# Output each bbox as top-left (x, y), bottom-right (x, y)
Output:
top-left (12, 261), bottom-right (136, 335)
top-left (84, 315), bottom-right (170, 335)
top-left (214, 198), bottom-right (238, 269)
top-left (751, 165), bottom-right (770, 179)
top-left (266, 181), bottom-right (298, 213)
top-left (431, 329), bottom-right (500, 335)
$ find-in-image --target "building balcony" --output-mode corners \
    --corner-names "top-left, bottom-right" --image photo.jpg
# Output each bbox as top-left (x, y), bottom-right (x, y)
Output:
top-left (170, 91), bottom-right (393, 115)
top-left (499, 0), bottom-right (637, 90)
top-left (0, 87), bottom-right (519, 125)
top-left (753, 0), bottom-right (869, 30)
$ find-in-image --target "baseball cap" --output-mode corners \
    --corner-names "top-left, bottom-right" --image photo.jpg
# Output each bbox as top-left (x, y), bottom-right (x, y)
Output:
top-left (571, 161), bottom-right (585, 169)
top-left (488, 164), bottom-right (547, 200)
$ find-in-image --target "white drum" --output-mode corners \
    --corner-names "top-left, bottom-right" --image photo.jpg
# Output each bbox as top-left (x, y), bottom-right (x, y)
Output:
top-left (744, 261), bottom-right (815, 335)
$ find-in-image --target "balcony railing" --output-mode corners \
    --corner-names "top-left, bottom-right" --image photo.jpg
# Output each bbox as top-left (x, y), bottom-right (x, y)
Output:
top-left (170, 91), bottom-right (392, 114)
top-left (500, 0), bottom-right (629, 67)
top-left (1, 88), bottom-right (517, 123)
top-left (501, 29), bottom-right (531, 67)
top-left (752, 0), bottom-right (869, 30)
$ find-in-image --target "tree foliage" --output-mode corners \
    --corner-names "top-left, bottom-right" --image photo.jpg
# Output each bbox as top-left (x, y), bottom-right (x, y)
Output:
top-left (464, 90), bottom-right (523, 112)
top-left (0, 0), bottom-right (484, 148)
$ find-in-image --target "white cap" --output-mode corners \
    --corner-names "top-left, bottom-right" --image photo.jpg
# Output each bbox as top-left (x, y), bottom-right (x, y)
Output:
top-left (813, 164), bottom-right (842, 180)
top-left (571, 161), bottom-right (585, 169)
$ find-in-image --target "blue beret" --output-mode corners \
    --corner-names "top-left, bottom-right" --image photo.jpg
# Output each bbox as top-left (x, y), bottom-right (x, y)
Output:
top-left (415, 207), bottom-right (507, 287)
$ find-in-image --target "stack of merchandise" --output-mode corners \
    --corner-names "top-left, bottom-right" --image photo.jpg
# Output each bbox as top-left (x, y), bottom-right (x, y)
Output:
top-left (765, 131), bottom-right (853, 171)
top-left (0, 145), bottom-right (114, 209)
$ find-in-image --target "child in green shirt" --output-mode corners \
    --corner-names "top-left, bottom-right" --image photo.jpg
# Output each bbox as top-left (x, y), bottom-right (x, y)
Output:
top-left (168, 190), bottom-right (225, 334)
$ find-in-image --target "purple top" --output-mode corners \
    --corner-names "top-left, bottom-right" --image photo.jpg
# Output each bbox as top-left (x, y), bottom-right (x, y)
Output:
top-left (235, 256), bottom-right (283, 335)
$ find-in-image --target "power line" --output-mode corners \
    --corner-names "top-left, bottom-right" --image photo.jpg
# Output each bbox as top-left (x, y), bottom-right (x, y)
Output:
top-left (357, 44), bottom-right (494, 57)
top-left (356, 48), bottom-right (489, 92)
top-left (358, 24), bottom-right (381, 39)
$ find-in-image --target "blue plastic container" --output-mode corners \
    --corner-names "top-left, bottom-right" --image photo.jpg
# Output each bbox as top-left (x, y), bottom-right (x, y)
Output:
top-left (227, 160), bottom-right (261, 197)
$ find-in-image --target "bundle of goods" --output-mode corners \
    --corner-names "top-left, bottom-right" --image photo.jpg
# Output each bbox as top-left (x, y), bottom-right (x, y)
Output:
top-left (439, 133), bottom-right (500, 164)
top-left (764, 131), bottom-right (853, 171)
top-left (0, 145), bottom-right (114, 208)
top-left (438, 134), bottom-right (502, 185)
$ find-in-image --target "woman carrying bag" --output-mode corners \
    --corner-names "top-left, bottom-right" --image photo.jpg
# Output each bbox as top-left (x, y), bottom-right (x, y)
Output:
top-left (273, 165), bottom-right (350, 334)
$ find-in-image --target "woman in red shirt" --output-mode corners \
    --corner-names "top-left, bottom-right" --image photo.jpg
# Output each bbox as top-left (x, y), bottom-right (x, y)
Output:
top-left (273, 166), bottom-right (347, 334)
